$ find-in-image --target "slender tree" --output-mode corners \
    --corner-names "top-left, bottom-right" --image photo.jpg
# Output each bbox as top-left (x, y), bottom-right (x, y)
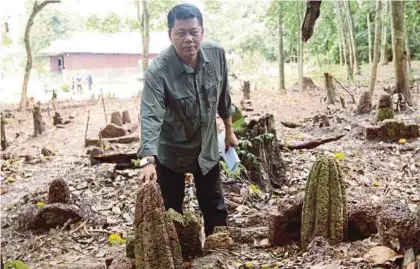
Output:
top-left (278, 1), bottom-right (285, 91)
top-left (335, 5), bottom-right (346, 67)
top-left (367, 13), bottom-right (372, 64)
top-left (336, 1), bottom-right (353, 81)
top-left (405, 26), bottom-right (412, 80)
top-left (298, 1), bottom-right (304, 92)
top-left (390, 1), bottom-right (412, 106)
top-left (380, 0), bottom-right (389, 65)
top-left (137, 0), bottom-right (150, 73)
top-left (368, 0), bottom-right (382, 101)
top-left (343, 0), bottom-right (359, 74)
top-left (20, 0), bottom-right (60, 110)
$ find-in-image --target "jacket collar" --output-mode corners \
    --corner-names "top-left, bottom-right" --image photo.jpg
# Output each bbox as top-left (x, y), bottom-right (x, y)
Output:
top-left (170, 44), bottom-right (210, 75)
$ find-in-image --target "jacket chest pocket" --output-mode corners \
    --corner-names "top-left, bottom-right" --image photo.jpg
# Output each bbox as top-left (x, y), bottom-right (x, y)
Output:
top-left (204, 72), bottom-right (221, 105)
top-left (170, 92), bottom-right (198, 121)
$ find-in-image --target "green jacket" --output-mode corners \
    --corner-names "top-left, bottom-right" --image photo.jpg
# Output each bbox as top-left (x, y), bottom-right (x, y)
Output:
top-left (138, 41), bottom-right (232, 175)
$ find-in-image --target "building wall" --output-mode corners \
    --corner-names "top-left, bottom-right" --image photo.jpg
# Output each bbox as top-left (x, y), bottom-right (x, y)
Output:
top-left (49, 53), bottom-right (157, 72)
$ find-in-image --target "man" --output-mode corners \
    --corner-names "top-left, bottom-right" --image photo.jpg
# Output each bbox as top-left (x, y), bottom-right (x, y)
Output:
top-left (137, 3), bottom-right (238, 236)
top-left (76, 74), bottom-right (82, 93)
top-left (87, 74), bottom-right (93, 90)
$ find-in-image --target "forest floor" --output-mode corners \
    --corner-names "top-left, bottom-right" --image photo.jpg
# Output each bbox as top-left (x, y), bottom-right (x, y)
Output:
top-left (1, 62), bottom-right (419, 269)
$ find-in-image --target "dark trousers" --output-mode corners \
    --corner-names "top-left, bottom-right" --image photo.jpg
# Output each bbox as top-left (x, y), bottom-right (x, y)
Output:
top-left (156, 161), bottom-right (228, 236)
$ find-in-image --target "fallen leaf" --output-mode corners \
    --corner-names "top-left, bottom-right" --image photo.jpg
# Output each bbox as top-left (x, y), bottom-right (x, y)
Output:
top-left (244, 261), bottom-right (254, 268)
top-left (37, 201), bottom-right (46, 208)
top-left (398, 138), bottom-right (406, 144)
top-left (364, 246), bottom-right (398, 265)
top-left (372, 181), bottom-right (380, 187)
top-left (7, 177), bottom-right (15, 183)
top-left (108, 233), bottom-right (126, 246)
top-left (334, 152), bottom-right (346, 160)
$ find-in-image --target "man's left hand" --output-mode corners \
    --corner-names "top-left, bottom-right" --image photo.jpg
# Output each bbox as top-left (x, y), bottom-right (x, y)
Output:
top-left (225, 130), bottom-right (239, 152)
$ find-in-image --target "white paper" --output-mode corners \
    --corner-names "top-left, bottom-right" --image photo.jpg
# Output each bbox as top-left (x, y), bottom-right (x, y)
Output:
top-left (218, 132), bottom-right (241, 172)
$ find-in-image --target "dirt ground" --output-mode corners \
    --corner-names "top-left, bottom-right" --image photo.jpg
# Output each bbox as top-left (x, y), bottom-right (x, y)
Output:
top-left (1, 62), bottom-right (419, 268)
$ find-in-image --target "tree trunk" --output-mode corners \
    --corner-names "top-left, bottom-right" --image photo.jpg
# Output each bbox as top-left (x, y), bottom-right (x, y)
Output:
top-left (390, 4), bottom-right (395, 65)
top-left (324, 73), bottom-right (335, 105)
top-left (368, 0), bottom-right (382, 102)
top-left (301, 0), bottom-right (322, 42)
top-left (298, 1), bottom-right (304, 92)
top-left (138, 0), bottom-right (150, 73)
top-left (278, 1), bottom-right (285, 91)
top-left (1, 113), bottom-right (8, 151)
top-left (343, 0), bottom-right (359, 74)
top-left (380, 0), bottom-right (389, 65)
top-left (391, 1), bottom-right (413, 106)
top-left (338, 29), bottom-right (343, 66)
top-left (335, 6), bottom-right (346, 67)
top-left (405, 30), bottom-right (412, 80)
top-left (242, 81), bottom-right (251, 100)
top-left (367, 13), bottom-right (372, 64)
top-left (336, 2), bottom-right (353, 81)
top-left (19, 0), bottom-right (60, 111)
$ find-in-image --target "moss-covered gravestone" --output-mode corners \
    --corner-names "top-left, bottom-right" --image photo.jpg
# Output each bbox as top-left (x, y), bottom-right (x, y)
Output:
top-left (301, 155), bottom-right (347, 248)
top-left (167, 209), bottom-right (204, 259)
top-left (356, 91), bottom-right (372, 115)
top-left (134, 181), bottom-right (182, 269)
top-left (377, 94), bottom-right (394, 122)
top-left (48, 179), bottom-right (71, 204)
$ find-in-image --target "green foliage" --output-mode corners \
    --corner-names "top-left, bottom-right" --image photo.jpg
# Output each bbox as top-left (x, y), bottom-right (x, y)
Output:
top-left (220, 160), bottom-right (245, 179)
top-left (28, 2), bottom-right (79, 53)
top-left (4, 260), bottom-right (30, 269)
top-left (1, 31), bottom-right (12, 47)
top-left (61, 84), bottom-right (70, 92)
top-left (86, 12), bottom-right (121, 33)
top-left (232, 117), bottom-right (245, 135)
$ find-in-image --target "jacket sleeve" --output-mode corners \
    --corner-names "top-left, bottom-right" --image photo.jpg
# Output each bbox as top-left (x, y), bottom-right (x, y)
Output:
top-left (137, 71), bottom-right (166, 158)
top-left (217, 49), bottom-right (233, 119)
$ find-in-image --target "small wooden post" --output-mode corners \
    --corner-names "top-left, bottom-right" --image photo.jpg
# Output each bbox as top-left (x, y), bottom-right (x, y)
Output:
top-left (100, 88), bottom-right (108, 124)
top-left (242, 81), bottom-right (251, 100)
top-left (324, 73), bottom-right (335, 105)
top-left (84, 110), bottom-right (91, 147)
top-left (1, 113), bottom-right (8, 151)
top-left (33, 102), bottom-right (45, 137)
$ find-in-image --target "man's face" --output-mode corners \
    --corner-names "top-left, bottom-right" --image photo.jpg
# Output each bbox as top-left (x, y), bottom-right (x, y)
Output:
top-left (169, 17), bottom-right (204, 60)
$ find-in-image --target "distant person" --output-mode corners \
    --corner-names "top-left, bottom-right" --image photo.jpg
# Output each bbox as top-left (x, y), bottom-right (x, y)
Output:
top-left (76, 75), bottom-right (83, 93)
top-left (71, 77), bottom-right (75, 91)
top-left (87, 74), bottom-right (93, 90)
top-left (51, 90), bottom-right (57, 111)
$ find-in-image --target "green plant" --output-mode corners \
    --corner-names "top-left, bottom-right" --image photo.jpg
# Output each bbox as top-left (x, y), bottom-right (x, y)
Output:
top-left (220, 160), bottom-right (245, 179)
top-left (61, 83), bottom-right (70, 92)
top-left (4, 260), bottom-right (29, 269)
top-left (232, 117), bottom-right (246, 135)
top-left (237, 139), bottom-right (261, 170)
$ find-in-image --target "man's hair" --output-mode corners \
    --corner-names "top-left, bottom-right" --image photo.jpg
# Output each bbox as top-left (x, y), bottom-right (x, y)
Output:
top-left (167, 3), bottom-right (203, 31)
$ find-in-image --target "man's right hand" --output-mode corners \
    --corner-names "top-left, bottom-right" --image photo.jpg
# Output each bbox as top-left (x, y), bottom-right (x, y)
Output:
top-left (139, 163), bottom-right (157, 185)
